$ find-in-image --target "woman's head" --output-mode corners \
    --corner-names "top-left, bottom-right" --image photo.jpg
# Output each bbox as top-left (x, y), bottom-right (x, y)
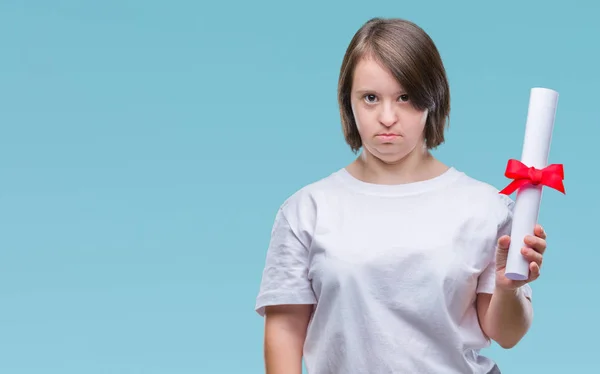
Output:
top-left (338, 18), bottom-right (450, 163)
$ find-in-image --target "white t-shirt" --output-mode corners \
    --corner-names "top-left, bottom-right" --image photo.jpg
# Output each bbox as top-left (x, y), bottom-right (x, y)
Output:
top-left (255, 167), bottom-right (532, 374)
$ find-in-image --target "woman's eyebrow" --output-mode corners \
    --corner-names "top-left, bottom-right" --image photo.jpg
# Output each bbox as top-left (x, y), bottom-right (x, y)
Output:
top-left (353, 88), bottom-right (407, 95)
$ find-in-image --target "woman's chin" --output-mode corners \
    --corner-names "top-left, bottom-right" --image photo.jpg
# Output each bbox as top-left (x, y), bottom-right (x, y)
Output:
top-left (370, 147), bottom-right (412, 165)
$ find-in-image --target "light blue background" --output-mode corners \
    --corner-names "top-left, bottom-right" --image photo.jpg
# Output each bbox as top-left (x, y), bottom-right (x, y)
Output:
top-left (1, 1), bottom-right (598, 373)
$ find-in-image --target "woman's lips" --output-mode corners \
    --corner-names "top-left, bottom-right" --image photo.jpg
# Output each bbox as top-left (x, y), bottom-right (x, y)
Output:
top-left (376, 133), bottom-right (400, 140)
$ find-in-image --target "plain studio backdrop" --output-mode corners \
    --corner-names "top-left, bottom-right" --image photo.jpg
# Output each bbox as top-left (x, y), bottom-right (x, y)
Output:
top-left (1, 1), bottom-right (598, 373)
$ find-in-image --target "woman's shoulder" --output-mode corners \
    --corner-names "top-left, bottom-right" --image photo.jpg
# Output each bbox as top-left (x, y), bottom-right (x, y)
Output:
top-left (449, 167), bottom-right (515, 219)
top-left (277, 168), bottom-right (346, 217)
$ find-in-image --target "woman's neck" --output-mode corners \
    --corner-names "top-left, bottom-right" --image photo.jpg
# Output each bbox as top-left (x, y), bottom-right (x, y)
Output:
top-left (346, 145), bottom-right (448, 185)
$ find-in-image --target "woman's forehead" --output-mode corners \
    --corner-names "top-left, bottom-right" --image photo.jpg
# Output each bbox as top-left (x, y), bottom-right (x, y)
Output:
top-left (352, 57), bottom-right (405, 93)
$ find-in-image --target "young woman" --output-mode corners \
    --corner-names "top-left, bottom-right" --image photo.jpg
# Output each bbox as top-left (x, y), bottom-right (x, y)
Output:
top-left (255, 17), bottom-right (548, 374)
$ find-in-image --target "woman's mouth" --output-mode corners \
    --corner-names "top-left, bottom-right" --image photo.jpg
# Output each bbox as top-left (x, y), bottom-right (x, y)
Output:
top-left (377, 133), bottom-right (399, 140)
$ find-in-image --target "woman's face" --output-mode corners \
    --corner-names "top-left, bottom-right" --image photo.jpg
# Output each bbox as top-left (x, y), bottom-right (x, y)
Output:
top-left (350, 56), bottom-right (429, 164)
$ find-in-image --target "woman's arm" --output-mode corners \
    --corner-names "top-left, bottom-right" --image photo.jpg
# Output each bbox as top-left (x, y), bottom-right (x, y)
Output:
top-left (477, 290), bottom-right (533, 349)
top-left (477, 226), bottom-right (546, 348)
top-left (264, 304), bottom-right (313, 374)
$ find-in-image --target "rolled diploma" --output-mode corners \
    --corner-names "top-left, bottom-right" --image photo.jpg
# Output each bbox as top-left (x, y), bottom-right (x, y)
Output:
top-left (504, 87), bottom-right (559, 281)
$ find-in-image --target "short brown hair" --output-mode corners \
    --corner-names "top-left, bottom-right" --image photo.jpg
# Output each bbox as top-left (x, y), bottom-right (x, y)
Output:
top-left (338, 18), bottom-right (451, 152)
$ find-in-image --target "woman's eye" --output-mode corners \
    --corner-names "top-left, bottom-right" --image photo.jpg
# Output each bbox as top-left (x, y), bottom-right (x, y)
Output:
top-left (364, 94), bottom-right (377, 103)
top-left (399, 94), bottom-right (409, 102)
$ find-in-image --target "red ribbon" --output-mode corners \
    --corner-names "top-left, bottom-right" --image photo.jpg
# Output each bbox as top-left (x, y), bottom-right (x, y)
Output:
top-left (499, 159), bottom-right (566, 195)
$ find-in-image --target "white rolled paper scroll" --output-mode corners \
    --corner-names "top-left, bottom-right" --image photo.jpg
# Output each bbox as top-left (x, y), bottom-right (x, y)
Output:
top-left (504, 87), bottom-right (559, 281)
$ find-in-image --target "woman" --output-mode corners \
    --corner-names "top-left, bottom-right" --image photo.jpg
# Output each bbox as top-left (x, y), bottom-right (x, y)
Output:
top-left (255, 17), bottom-right (547, 374)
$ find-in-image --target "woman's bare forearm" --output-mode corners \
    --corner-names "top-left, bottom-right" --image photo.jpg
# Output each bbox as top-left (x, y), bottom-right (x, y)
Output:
top-left (483, 287), bottom-right (533, 349)
top-left (264, 304), bottom-right (312, 374)
top-left (265, 323), bottom-right (304, 374)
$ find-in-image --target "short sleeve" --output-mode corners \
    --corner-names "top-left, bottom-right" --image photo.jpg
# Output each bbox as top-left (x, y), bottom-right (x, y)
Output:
top-left (255, 208), bottom-right (317, 317)
top-left (476, 196), bottom-right (532, 299)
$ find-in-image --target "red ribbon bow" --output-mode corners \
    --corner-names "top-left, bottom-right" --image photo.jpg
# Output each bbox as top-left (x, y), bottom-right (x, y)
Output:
top-left (499, 159), bottom-right (566, 195)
